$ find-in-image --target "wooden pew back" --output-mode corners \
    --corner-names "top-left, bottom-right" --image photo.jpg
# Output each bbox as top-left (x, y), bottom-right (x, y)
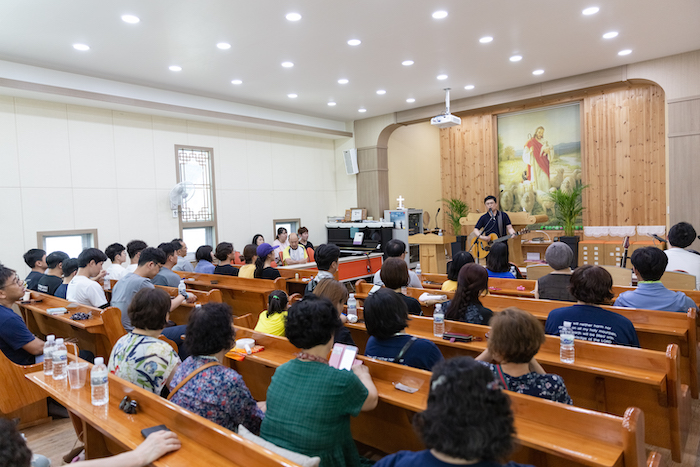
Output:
top-left (154, 285), bottom-right (222, 325)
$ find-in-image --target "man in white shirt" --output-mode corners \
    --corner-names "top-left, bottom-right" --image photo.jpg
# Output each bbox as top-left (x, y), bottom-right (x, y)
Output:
top-left (125, 240), bottom-right (147, 274)
top-left (104, 243), bottom-right (128, 281)
top-left (665, 222), bottom-right (700, 290)
top-left (283, 233), bottom-right (308, 265)
top-left (67, 248), bottom-right (109, 307)
top-left (373, 239), bottom-right (423, 288)
top-left (171, 238), bottom-right (194, 272)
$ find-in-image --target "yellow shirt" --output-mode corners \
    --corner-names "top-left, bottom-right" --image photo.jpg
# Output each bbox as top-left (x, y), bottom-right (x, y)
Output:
top-left (441, 280), bottom-right (458, 292)
top-left (254, 310), bottom-right (287, 337)
top-left (238, 264), bottom-right (255, 278)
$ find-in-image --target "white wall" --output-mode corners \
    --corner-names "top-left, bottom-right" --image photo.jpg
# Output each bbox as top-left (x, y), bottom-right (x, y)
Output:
top-left (0, 95), bottom-right (356, 275)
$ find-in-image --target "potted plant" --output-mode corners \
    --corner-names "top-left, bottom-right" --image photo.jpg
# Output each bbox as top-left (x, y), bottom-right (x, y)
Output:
top-left (548, 184), bottom-right (587, 268)
top-left (440, 198), bottom-right (469, 255)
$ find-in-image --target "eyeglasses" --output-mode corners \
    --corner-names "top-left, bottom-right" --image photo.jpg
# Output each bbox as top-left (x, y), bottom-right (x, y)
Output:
top-left (0, 274), bottom-right (22, 289)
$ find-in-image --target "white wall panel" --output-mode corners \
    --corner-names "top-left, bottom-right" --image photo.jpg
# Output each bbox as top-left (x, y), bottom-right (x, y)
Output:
top-left (67, 105), bottom-right (117, 189)
top-left (113, 111), bottom-right (156, 189)
top-left (0, 96), bottom-right (20, 188)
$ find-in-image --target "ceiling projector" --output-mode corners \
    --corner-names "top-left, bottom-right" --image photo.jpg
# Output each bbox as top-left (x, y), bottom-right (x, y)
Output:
top-left (430, 87), bottom-right (461, 128)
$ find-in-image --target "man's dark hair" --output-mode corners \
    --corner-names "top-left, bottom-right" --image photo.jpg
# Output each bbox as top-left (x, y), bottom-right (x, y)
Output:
top-left (285, 295), bottom-right (341, 349)
top-left (630, 247), bottom-right (668, 282)
top-left (447, 251), bottom-right (475, 281)
top-left (364, 288), bottom-right (409, 340)
top-left (484, 195), bottom-right (497, 204)
top-left (23, 249), bottom-right (45, 268)
top-left (568, 265), bottom-right (614, 304)
top-left (157, 242), bottom-right (177, 260)
top-left (0, 264), bottom-right (16, 289)
top-left (77, 248), bottom-right (108, 268)
top-left (414, 357), bottom-right (515, 462)
top-left (186, 302), bottom-right (236, 356)
top-left (128, 288), bottom-right (171, 330)
top-left (446, 263), bottom-right (489, 321)
top-left (385, 239), bottom-right (406, 258)
top-left (668, 222), bottom-right (697, 249)
top-left (243, 244), bottom-right (257, 264)
top-left (46, 251), bottom-right (69, 269)
top-left (137, 247), bottom-right (166, 267)
top-left (105, 243), bottom-right (126, 261)
top-left (380, 257), bottom-right (410, 289)
top-left (0, 418), bottom-right (32, 467)
top-left (486, 242), bottom-right (510, 273)
top-left (171, 238), bottom-right (185, 250)
top-left (215, 242), bottom-right (234, 261)
top-left (62, 258), bottom-right (79, 277)
top-left (195, 245), bottom-right (214, 262)
top-left (126, 240), bottom-right (148, 259)
top-left (314, 244), bottom-right (340, 271)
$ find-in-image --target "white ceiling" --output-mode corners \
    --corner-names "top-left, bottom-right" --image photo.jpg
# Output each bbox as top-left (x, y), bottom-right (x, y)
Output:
top-left (0, 0), bottom-right (699, 123)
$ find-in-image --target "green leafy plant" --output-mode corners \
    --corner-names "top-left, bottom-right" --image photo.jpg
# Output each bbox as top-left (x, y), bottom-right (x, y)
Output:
top-left (548, 185), bottom-right (588, 237)
top-left (440, 198), bottom-right (469, 236)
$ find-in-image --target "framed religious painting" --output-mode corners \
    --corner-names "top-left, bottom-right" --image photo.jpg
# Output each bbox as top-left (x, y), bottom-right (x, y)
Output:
top-left (496, 102), bottom-right (582, 226)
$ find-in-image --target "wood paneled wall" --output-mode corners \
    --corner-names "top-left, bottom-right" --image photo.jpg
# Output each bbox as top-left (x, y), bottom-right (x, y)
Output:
top-left (440, 83), bottom-right (666, 228)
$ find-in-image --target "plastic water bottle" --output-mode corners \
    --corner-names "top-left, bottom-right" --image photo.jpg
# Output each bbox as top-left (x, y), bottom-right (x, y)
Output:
top-left (52, 338), bottom-right (67, 380)
top-left (91, 357), bottom-right (109, 406)
top-left (347, 293), bottom-right (357, 320)
top-left (103, 274), bottom-right (110, 291)
top-left (560, 321), bottom-right (575, 363)
top-left (415, 263), bottom-right (422, 278)
top-left (433, 303), bottom-right (445, 338)
top-left (178, 279), bottom-right (187, 296)
top-left (43, 335), bottom-right (55, 375)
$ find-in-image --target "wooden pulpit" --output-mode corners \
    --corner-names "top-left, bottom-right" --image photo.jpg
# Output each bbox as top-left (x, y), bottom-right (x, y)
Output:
top-left (408, 233), bottom-right (456, 274)
top-left (461, 212), bottom-right (548, 266)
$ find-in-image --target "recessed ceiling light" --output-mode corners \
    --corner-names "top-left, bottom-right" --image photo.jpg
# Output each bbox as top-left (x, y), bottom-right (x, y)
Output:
top-left (479, 36), bottom-right (493, 43)
top-left (337, 78), bottom-right (349, 84)
top-left (347, 39), bottom-right (361, 46)
top-left (510, 55), bottom-right (522, 62)
top-left (281, 61), bottom-right (294, 68)
top-left (73, 43), bottom-right (90, 51)
top-left (406, 98), bottom-right (415, 103)
top-left (432, 10), bottom-right (448, 19)
top-left (231, 79), bottom-right (242, 85)
top-left (618, 49), bottom-right (632, 56)
top-left (402, 60), bottom-right (414, 66)
top-left (437, 74), bottom-right (448, 80)
top-left (532, 69), bottom-right (544, 75)
top-left (286, 12), bottom-right (301, 21)
top-left (217, 42), bottom-right (231, 50)
top-left (582, 6), bottom-right (599, 15)
top-left (169, 65), bottom-right (182, 72)
top-left (327, 102), bottom-right (337, 106)
top-left (376, 90), bottom-right (386, 95)
top-left (358, 108), bottom-right (367, 113)
top-left (603, 31), bottom-right (619, 39)
top-left (121, 15), bottom-right (140, 24)
top-left (287, 93), bottom-right (298, 98)
top-left (464, 85), bottom-right (475, 90)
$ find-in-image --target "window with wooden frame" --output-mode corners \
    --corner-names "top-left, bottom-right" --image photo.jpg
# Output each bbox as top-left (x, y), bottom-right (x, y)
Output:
top-left (175, 145), bottom-right (217, 248)
top-left (37, 229), bottom-right (98, 258)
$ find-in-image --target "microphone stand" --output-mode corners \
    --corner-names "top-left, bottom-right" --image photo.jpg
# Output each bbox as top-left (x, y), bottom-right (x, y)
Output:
top-left (469, 223), bottom-right (490, 263)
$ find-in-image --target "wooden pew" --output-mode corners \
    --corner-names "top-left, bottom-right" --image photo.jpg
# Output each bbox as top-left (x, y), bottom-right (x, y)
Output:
top-left (421, 274), bottom-right (536, 298)
top-left (225, 328), bottom-right (658, 467)
top-left (154, 285), bottom-right (222, 325)
top-left (18, 291), bottom-right (126, 359)
top-left (25, 367), bottom-right (305, 466)
top-left (174, 271), bottom-right (284, 320)
top-left (276, 267), bottom-right (324, 295)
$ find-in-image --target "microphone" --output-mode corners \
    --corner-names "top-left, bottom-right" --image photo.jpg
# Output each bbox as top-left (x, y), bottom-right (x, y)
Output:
top-left (434, 208), bottom-right (440, 231)
top-left (649, 234), bottom-right (667, 243)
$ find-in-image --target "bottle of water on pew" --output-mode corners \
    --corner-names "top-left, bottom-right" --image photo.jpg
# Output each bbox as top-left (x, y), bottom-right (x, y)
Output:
top-left (433, 303), bottom-right (445, 338)
top-left (178, 279), bottom-right (187, 296)
top-left (103, 274), bottom-right (110, 291)
top-left (52, 338), bottom-right (67, 380)
top-left (43, 335), bottom-right (56, 375)
top-left (91, 357), bottom-right (109, 406)
top-left (347, 293), bottom-right (358, 323)
top-left (415, 263), bottom-right (422, 280)
top-left (560, 321), bottom-right (575, 363)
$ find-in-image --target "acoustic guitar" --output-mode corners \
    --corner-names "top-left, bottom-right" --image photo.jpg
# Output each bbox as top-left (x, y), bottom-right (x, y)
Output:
top-left (469, 229), bottom-right (530, 258)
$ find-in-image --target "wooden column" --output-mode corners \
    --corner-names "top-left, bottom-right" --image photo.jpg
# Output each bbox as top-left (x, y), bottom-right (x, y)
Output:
top-left (356, 146), bottom-right (390, 220)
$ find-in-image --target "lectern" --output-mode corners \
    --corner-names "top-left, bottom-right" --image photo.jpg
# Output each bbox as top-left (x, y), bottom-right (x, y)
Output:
top-left (461, 212), bottom-right (548, 266)
top-left (408, 233), bottom-right (456, 274)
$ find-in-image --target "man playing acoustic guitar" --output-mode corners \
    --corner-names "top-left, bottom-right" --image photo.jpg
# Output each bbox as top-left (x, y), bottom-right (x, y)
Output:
top-left (473, 195), bottom-right (517, 242)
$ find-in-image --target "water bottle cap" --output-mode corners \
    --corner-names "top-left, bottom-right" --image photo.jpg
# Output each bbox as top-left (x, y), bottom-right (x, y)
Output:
top-left (55, 338), bottom-right (64, 344)
top-left (349, 293), bottom-right (355, 298)
top-left (435, 303), bottom-right (442, 311)
top-left (47, 335), bottom-right (55, 341)
top-left (94, 357), bottom-right (104, 366)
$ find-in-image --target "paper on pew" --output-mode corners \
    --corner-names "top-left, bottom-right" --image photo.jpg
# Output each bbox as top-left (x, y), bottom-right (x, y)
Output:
top-left (418, 293), bottom-right (448, 305)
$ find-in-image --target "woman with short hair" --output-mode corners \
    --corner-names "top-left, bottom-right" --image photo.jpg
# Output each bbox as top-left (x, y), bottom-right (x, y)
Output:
top-left (442, 251), bottom-right (474, 292)
top-left (534, 242), bottom-right (575, 301)
top-left (374, 357), bottom-right (534, 467)
top-left (271, 227), bottom-right (289, 258)
top-left (168, 302), bottom-right (264, 434)
top-left (313, 278), bottom-right (354, 345)
top-left (444, 263), bottom-right (493, 325)
top-left (213, 242), bottom-right (239, 276)
top-left (108, 288), bottom-right (180, 395)
top-left (380, 257), bottom-right (422, 316)
top-left (485, 243), bottom-right (515, 279)
top-left (476, 307), bottom-right (572, 404)
top-left (260, 295), bottom-right (378, 466)
top-left (364, 288), bottom-right (443, 371)
top-left (252, 234), bottom-right (265, 246)
top-left (194, 245), bottom-right (215, 274)
top-left (297, 226), bottom-right (314, 251)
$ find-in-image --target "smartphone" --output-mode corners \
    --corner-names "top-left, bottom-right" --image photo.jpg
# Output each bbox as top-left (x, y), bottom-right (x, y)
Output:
top-left (141, 425), bottom-right (170, 438)
top-left (329, 343), bottom-right (359, 371)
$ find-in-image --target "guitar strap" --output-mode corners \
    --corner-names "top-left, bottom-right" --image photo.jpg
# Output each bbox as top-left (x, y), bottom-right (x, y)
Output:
top-left (497, 211), bottom-right (504, 237)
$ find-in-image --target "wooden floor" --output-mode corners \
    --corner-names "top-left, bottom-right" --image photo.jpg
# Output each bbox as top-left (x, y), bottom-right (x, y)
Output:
top-left (22, 398), bottom-right (700, 466)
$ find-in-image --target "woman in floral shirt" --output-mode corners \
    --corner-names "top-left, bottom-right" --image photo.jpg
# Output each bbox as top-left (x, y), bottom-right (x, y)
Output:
top-left (476, 307), bottom-right (572, 404)
top-left (108, 288), bottom-right (180, 395)
top-left (168, 302), bottom-right (264, 434)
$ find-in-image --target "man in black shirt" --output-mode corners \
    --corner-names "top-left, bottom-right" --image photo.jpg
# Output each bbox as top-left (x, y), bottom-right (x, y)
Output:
top-left (23, 248), bottom-right (46, 291)
top-left (36, 251), bottom-right (69, 295)
top-left (473, 195), bottom-right (516, 240)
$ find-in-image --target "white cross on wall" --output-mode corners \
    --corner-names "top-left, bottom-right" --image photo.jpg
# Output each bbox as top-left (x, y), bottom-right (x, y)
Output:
top-left (396, 195), bottom-right (405, 209)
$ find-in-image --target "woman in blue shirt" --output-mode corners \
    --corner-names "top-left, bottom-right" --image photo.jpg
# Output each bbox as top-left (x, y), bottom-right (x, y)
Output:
top-left (193, 245), bottom-right (215, 273)
top-left (486, 243), bottom-right (516, 279)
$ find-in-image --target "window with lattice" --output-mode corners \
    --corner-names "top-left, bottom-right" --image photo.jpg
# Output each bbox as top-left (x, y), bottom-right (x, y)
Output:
top-left (175, 145), bottom-right (217, 246)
